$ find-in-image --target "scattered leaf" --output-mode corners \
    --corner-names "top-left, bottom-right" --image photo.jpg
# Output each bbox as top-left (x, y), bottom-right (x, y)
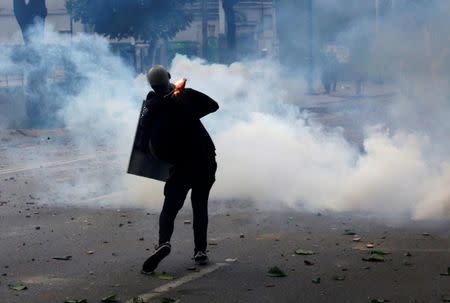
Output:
top-left (64, 300), bottom-right (87, 303)
top-left (404, 252), bottom-right (412, 257)
top-left (343, 229), bottom-right (356, 235)
top-left (422, 232), bottom-right (430, 236)
top-left (362, 254), bottom-right (385, 262)
top-left (370, 250), bottom-right (390, 255)
top-left (8, 282), bottom-right (27, 291)
top-left (52, 256), bottom-right (72, 261)
top-left (366, 243), bottom-right (375, 248)
top-left (332, 275), bottom-right (346, 281)
top-left (304, 260), bottom-right (314, 266)
top-left (441, 295), bottom-right (450, 302)
top-left (133, 297), bottom-right (145, 303)
top-left (440, 267), bottom-right (450, 276)
top-left (157, 273), bottom-right (176, 281)
top-left (101, 294), bottom-right (119, 302)
top-left (267, 266), bottom-right (287, 277)
top-left (371, 299), bottom-right (390, 303)
top-left (161, 298), bottom-right (179, 303)
top-left (295, 249), bottom-right (315, 256)
top-left (183, 220), bottom-right (191, 224)
top-left (352, 237), bottom-right (362, 242)
top-left (312, 277), bottom-right (321, 284)
top-left (86, 251), bottom-right (95, 255)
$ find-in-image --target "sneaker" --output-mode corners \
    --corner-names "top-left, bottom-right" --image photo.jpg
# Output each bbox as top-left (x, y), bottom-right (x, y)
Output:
top-left (194, 250), bottom-right (209, 266)
top-left (141, 242), bottom-right (171, 274)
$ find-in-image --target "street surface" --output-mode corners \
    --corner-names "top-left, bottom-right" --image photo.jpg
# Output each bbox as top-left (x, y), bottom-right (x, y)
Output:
top-left (0, 92), bottom-right (449, 303)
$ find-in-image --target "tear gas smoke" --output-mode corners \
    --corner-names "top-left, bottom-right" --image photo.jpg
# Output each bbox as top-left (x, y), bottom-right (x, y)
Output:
top-left (1, 4), bottom-right (450, 221)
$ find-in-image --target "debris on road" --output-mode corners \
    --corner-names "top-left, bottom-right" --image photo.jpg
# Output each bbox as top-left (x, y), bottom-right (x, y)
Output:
top-left (295, 249), bottom-right (315, 256)
top-left (440, 267), bottom-right (450, 276)
top-left (362, 254), bottom-right (385, 262)
top-left (304, 260), bottom-right (314, 266)
top-left (157, 273), bottom-right (176, 281)
top-left (132, 297), bottom-right (145, 303)
top-left (366, 243), bottom-right (375, 248)
top-left (369, 250), bottom-right (390, 255)
top-left (64, 299), bottom-right (87, 303)
top-left (8, 282), bottom-right (27, 291)
top-left (161, 298), bottom-right (180, 303)
top-left (183, 220), bottom-right (191, 224)
top-left (101, 294), bottom-right (119, 302)
top-left (240, 233), bottom-right (245, 238)
top-left (53, 255), bottom-right (72, 261)
top-left (370, 299), bottom-right (390, 303)
top-left (441, 295), bottom-right (450, 302)
top-left (267, 266), bottom-right (287, 277)
top-left (332, 275), bottom-right (346, 281)
top-left (343, 229), bottom-right (356, 235)
top-left (352, 236), bottom-right (362, 242)
top-left (86, 250), bottom-right (95, 255)
top-left (312, 277), bottom-right (321, 284)
top-left (225, 258), bottom-right (237, 263)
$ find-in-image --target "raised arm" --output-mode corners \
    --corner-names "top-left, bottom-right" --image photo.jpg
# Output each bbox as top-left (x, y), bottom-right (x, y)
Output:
top-left (183, 88), bottom-right (219, 119)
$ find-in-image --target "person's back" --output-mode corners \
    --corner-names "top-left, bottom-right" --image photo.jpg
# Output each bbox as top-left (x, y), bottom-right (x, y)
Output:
top-left (144, 88), bottom-right (218, 166)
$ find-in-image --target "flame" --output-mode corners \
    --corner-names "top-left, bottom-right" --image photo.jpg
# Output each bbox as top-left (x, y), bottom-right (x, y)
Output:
top-left (173, 78), bottom-right (187, 96)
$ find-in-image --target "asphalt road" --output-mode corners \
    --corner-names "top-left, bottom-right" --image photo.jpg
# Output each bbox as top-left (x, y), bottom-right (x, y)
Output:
top-left (0, 95), bottom-right (449, 303)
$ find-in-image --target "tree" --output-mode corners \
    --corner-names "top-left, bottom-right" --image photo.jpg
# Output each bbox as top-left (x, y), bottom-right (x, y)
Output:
top-left (66, 0), bottom-right (192, 46)
top-left (13, 0), bottom-right (47, 44)
top-left (222, 0), bottom-right (238, 63)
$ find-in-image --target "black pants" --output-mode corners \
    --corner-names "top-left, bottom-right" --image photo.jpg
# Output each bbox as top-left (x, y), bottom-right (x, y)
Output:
top-left (158, 157), bottom-right (216, 252)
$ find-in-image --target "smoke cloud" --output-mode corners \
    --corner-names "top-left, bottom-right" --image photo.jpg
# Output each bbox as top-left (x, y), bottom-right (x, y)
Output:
top-left (1, 2), bottom-right (450, 221)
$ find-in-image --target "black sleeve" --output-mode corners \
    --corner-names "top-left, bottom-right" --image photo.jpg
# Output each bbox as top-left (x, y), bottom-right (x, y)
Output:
top-left (183, 88), bottom-right (219, 119)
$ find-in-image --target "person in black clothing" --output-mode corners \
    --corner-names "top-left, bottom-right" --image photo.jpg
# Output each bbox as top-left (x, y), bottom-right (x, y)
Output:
top-left (141, 65), bottom-right (219, 274)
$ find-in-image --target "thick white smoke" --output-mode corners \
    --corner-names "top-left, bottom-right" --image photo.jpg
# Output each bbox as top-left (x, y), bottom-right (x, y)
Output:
top-left (1, 16), bottom-right (450, 221)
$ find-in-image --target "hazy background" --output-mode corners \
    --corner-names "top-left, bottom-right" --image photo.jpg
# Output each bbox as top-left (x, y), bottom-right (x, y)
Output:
top-left (1, 0), bottom-right (449, 221)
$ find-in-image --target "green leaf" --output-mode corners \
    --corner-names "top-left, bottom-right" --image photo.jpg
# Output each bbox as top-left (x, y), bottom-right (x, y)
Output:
top-left (8, 282), bottom-right (27, 291)
top-left (295, 249), bottom-right (315, 256)
top-left (312, 277), bottom-right (321, 284)
top-left (157, 273), bottom-right (176, 281)
top-left (101, 294), bottom-right (119, 302)
top-left (370, 250), bottom-right (390, 255)
top-left (362, 254), bottom-right (385, 262)
top-left (64, 300), bottom-right (88, 303)
top-left (267, 266), bottom-right (287, 277)
top-left (343, 229), bottom-right (356, 235)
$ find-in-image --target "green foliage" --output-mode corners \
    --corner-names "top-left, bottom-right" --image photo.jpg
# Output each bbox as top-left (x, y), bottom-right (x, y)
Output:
top-left (66, 0), bottom-right (193, 42)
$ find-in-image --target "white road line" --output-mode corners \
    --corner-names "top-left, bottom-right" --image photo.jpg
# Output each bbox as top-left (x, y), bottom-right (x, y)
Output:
top-left (125, 263), bottom-right (228, 303)
top-left (0, 152), bottom-right (122, 176)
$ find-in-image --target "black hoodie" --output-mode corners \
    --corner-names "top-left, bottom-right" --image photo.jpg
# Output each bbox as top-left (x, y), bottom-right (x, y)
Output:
top-left (143, 88), bottom-right (219, 165)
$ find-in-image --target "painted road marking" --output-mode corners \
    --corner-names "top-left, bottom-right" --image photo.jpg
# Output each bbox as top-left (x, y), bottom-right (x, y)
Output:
top-left (0, 152), bottom-right (122, 176)
top-left (124, 263), bottom-right (228, 303)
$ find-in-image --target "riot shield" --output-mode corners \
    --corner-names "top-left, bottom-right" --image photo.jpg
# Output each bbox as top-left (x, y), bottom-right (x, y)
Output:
top-left (127, 100), bottom-right (171, 182)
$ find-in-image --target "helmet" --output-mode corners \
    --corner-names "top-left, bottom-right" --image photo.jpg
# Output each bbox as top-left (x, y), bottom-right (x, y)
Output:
top-left (147, 65), bottom-right (171, 87)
